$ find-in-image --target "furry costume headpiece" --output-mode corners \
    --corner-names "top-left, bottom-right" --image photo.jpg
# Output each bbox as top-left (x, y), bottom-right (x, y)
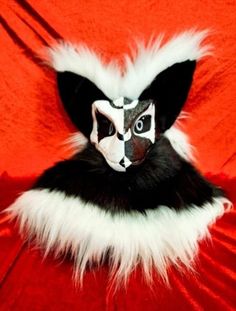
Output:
top-left (7, 30), bottom-right (231, 285)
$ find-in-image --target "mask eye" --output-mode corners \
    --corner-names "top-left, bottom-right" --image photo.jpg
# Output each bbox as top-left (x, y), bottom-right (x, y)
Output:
top-left (96, 111), bottom-right (116, 140)
top-left (134, 115), bottom-right (151, 134)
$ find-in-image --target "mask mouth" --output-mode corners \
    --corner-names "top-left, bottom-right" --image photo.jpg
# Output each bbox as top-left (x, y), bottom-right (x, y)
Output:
top-left (105, 146), bottom-right (152, 172)
top-left (93, 136), bottom-right (153, 172)
top-left (105, 157), bottom-right (127, 172)
top-left (103, 155), bottom-right (142, 172)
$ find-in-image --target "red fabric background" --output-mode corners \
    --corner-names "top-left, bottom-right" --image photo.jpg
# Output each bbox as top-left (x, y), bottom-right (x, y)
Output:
top-left (0, 1), bottom-right (235, 310)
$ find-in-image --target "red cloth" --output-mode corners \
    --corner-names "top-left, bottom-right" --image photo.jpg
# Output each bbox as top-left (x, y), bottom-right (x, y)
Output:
top-left (0, 1), bottom-right (236, 310)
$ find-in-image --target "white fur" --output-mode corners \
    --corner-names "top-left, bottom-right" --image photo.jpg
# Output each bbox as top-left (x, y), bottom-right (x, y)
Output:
top-left (164, 126), bottom-right (195, 162)
top-left (63, 132), bottom-right (88, 152)
top-left (48, 30), bottom-right (210, 100)
top-left (7, 189), bottom-right (230, 285)
top-left (48, 43), bottom-right (121, 99)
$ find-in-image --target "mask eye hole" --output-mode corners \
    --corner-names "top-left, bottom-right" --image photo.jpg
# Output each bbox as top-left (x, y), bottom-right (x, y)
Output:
top-left (134, 115), bottom-right (151, 134)
top-left (96, 111), bottom-right (116, 140)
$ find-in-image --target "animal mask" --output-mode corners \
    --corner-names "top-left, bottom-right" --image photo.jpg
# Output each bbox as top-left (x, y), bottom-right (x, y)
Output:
top-left (90, 98), bottom-right (155, 171)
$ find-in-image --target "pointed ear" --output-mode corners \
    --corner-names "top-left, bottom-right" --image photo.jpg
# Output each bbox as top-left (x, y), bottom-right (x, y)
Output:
top-left (139, 60), bottom-right (196, 132)
top-left (57, 71), bottom-right (109, 137)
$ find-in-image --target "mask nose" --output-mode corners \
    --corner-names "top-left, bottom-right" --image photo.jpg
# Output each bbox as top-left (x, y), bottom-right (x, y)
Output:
top-left (117, 129), bottom-right (131, 142)
top-left (117, 132), bottom-right (124, 141)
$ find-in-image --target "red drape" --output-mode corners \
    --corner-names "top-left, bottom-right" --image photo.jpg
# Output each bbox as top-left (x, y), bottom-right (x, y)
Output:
top-left (0, 1), bottom-right (235, 310)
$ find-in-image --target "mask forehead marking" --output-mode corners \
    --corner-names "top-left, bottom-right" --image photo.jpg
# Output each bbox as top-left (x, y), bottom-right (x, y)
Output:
top-left (124, 99), bottom-right (139, 110)
top-left (113, 97), bottom-right (124, 108)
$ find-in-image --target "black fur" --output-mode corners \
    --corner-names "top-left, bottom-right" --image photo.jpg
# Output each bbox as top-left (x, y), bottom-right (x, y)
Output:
top-left (34, 136), bottom-right (223, 214)
top-left (57, 71), bottom-right (109, 137)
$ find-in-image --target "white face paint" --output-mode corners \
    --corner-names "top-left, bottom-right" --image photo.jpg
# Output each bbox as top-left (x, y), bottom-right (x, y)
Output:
top-left (90, 97), bottom-right (155, 172)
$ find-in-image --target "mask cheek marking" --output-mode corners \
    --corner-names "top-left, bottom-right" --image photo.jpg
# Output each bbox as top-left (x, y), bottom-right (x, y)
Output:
top-left (95, 135), bottom-right (126, 172)
top-left (99, 136), bottom-right (124, 161)
top-left (125, 137), bottom-right (152, 163)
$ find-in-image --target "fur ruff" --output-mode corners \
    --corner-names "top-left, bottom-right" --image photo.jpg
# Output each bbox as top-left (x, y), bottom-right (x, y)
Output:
top-left (7, 190), bottom-right (230, 285)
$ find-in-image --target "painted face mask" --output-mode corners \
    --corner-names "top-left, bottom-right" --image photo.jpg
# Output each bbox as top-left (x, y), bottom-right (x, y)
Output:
top-left (90, 97), bottom-right (155, 172)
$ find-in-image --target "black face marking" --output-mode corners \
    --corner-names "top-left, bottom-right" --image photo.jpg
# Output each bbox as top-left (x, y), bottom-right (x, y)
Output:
top-left (96, 111), bottom-right (116, 142)
top-left (133, 115), bottom-right (151, 134)
top-left (117, 132), bottom-right (124, 141)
